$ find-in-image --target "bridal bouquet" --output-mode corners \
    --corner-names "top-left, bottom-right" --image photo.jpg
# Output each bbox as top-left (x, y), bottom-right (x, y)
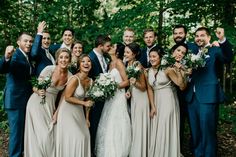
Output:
top-left (183, 51), bottom-right (209, 69)
top-left (126, 61), bottom-right (142, 79)
top-left (159, 53), bottom-right (176, 70)
top-left (31, 75), bottom-right (52, 104)
top-left (87, 73), bottom-right (118, 102)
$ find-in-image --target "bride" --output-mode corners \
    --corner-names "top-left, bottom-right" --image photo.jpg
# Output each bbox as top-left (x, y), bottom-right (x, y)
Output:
top-left (95, 43), bottom-right (131, 157)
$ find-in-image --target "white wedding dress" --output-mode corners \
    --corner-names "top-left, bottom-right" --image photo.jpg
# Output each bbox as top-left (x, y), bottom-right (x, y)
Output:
top-left (95, 68), bottom-right (131, 157)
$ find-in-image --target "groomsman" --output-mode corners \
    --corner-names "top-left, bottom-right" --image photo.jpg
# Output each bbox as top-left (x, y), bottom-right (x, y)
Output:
top-left (88, 34), bottom-right (111, 156)
top-left (139, 28), bottom-right (161, 68)
top-left (50, 27), bottom-right (74, 55)
top-left (172, 25), bottom-right (196, 154)
top-left (122, 27), bottom-right (135, 46)
top-left (119, 28), bottom-right (135, 61)
top-left (0, 33), bottom-right (34, 157)
top-left (31, 21), bottom-right (55, 77)
top-left (185, 27), bottom-right (233, 157)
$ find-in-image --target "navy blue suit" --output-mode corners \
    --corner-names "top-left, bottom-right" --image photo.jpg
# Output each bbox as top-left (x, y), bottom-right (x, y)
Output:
top-left (186, 44), bottom-right (233, 157)
top-left (138, 47), bottom-right (149, 68)
top-left (31, 34), bottom-right (54, 77)
top-left (88, 50), bottom-right (106, 156)
top-left (49, 43), bottom-right (61, 58)
top-left (178, 41), bottom-right (198, 152)
top-left (0, 49), bottom-right (33, 157)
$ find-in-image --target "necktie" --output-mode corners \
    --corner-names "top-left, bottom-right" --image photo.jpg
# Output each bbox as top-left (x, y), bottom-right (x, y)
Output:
top-left (25, 54), bottom-right (32, 74)
top-left (45, 49), bottom-right (55, 65)
top-left (101, 57), bottom-right (107, 73)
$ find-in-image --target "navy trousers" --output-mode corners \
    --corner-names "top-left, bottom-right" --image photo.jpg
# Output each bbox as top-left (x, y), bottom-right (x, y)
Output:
top-left (188, 94), bottom-right (217, 157)
top-left (6, 108), bottom-right (26, 157)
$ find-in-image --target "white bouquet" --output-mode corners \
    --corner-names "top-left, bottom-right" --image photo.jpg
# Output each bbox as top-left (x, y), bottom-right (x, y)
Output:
top-left (184, 50), bottom-right (210, 69)
top-left (87, 73), bottom-right (118, 102)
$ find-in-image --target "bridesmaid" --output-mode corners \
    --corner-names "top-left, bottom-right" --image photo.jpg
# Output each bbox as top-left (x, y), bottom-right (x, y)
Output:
top-left (69, 41), bottom-right (84, 74)
top-left (147, 45), bottom-right (187, 157)
top-left (124, 42), bottom-right (152, 157)
top-left (24, 48), bottom-right (72, 157)
top-left (56, 54), bottom-right (94, 157)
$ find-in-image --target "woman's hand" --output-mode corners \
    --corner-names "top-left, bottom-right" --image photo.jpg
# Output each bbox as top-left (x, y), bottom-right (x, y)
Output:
top-left (37, 89), bottom-right (46, 97)
top-left (129, 77), bottom-right (136, 86)
top-left (150, 106), bottom-right (157, 118)
top-left (125, 91), bottom-right (131, 99)
top-left (84, 100), bottom-right (94, 107)
top-left (52, 111), bottom-right (58, 125)
top-left (86, 119), bottom-right (90, 128)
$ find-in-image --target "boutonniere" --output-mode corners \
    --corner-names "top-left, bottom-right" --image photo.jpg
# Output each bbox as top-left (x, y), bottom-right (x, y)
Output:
top-left (104, 54), bottom-right (111, 65)
top-left (202, 46), bottom-right (210, 54)
top-left (31, 61), bottom-right (36, 68)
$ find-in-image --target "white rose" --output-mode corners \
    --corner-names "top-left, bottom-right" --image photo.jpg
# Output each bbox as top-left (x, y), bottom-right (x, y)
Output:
top-left (94, 91), bottom-right (104, 97)
top-left (161, 58), bottom-right (167, 65)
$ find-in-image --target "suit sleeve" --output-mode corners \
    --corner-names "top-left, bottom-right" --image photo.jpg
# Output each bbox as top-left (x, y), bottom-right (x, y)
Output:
top-left (31, 34), bottom-right (43, 59)
top-left (219, 39), bottom-right (234, 63)
top-left (0, 56), bottom-right (10, 73)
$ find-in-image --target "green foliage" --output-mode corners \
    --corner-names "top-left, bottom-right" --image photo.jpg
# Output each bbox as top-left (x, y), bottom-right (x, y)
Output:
top-left (0, 91), bottom-right (9, 134)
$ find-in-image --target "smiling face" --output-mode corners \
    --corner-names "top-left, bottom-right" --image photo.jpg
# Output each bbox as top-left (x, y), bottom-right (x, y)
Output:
top-left (195, 30), bottom-right (211, 48)
top-left (173, 27), bottom-right (186, 44)
top-left (79, 56), bottom-right (92, 73)
top-left (123, 30), bottom-right (135, 45)
top-left (144, 31), bottom-right (156, 47)
top-left (149, 51), bottom-right (161, 67)
top-left (62, 30), bottom-right (74, 46)
top-left (172, 45), bottom-right (187, 62)
top-left (42, 32), bottom-right (51, 49)
top-left (56, 50), bottom-right (71, 69)
top-left (124, 46), bottom-right (136, 62)
top-left (17, 34), bottom-right (33, 53)
top-left (72, 43), bottom-right (83, 57)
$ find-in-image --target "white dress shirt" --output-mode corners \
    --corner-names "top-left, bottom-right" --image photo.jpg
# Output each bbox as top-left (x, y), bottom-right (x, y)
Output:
top-left (93, 49), bottom-right (107, 73)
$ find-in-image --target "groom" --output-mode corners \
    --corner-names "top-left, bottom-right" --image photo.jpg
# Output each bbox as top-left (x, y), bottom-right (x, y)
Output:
top-left (88, 34), bottom-right (111, 156)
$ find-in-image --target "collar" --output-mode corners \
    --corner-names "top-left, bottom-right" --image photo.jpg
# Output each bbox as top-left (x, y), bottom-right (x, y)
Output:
top-left (93, 48), bottom-right (103, 58)
top-left (147, 44), bottom-right (157, 52)
top-left (204, 43), bottom-right (211, 48)
top-left (61, 43), bottom-right (71, 50)
top-left (19, 48), bottom-right (28, 58)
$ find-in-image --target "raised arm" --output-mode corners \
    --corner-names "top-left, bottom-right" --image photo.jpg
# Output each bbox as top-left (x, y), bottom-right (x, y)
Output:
top-left (165, 63), bottom-right (187, 90)
top-left (31, 21), bottom-right (47, 59)
top-left (0, 45), bottom-right (14, 73)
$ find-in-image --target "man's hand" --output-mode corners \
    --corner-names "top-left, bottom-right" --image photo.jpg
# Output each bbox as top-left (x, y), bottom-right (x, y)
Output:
top-left (37, 21), bottom-right (47, 34)
top-left (215, 27), bottom-right (225, 42)
top-left (5, 45), bottom-right (15, 60)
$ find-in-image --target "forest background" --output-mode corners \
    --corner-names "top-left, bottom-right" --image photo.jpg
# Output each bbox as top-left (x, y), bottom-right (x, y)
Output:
top-left (0, 0), bottom-right (235, 156)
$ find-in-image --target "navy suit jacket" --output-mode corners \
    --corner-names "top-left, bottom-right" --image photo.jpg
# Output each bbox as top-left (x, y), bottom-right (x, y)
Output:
top-left (49, 44), bottom-right (61, 58)
top-left (185, 45), bottom-right (233, 104)
top-left (138, 47), bottom-right (149, 68)
top-left (88, 51), bottom-right (104, 80)
top-left (0, 49), bottom-right (33, 109)
top-left (31, 34), bottom-right (54, 77)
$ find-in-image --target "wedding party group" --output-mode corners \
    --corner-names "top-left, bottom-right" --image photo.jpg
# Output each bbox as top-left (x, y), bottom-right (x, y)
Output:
top-left (0, 21), bottom-right (233, 157)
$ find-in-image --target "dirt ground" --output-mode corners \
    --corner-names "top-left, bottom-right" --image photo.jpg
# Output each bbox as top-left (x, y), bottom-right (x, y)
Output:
top-left (1, 123), bottom-right (236, 157)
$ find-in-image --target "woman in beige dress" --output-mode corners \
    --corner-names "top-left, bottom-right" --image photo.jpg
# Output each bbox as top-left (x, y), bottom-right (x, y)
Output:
top-left (124, 42), bottom-right (155, 157)
top-left (56, 54), bottom-right (93, 157)
top-left (24, 48), bottom-right (71, 157)
top-left (147, 45), bottom-right (187, 157)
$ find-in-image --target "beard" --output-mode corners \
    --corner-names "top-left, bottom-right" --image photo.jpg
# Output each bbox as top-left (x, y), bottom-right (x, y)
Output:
top-left (174, 37), bottom-right (186, 44)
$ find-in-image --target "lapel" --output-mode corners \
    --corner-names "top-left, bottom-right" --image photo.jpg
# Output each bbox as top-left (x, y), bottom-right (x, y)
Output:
top-left (91, 51), bottom-right (103, 74)
top-left (16, 49), bottom-right (32, 75)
